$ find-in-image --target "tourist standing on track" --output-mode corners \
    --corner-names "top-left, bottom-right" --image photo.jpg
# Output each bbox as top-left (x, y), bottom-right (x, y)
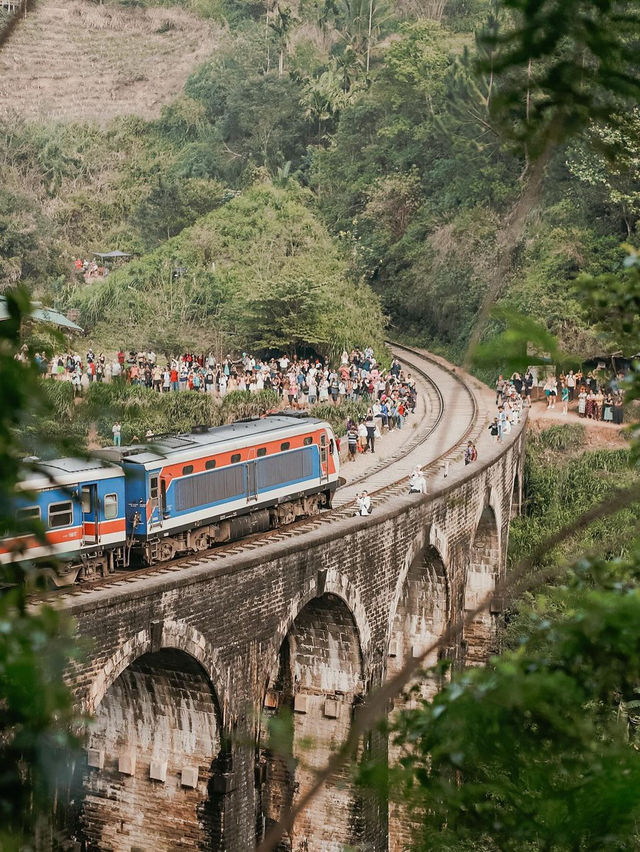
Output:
top-left (347, 426), bottom-right (358, 461)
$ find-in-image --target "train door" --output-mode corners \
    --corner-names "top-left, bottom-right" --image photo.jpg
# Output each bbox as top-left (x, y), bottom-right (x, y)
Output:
top-left (149, 474), bottom-right (162, 528)
top-left (81, 484), bottom-right (99, 544)
top-left (320, 434), bottom-right (329, 483)
top-left (247, 461), bottom-right (258, 501)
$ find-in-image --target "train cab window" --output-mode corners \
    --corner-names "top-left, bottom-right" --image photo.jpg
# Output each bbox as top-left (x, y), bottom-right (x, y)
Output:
top-left (150, 476), bottom-right (159, 499)
top-left (320, 434), bottom-right (326, 445)
top-left (231, 453), bottom-right (241, 464)
top-left (329, 438), bottom-right (335, 454)
top-left (17, 506), bottom-right (40, 524)
top-left (182, 465), bottom-right (194, 476)
top-left (205, 459), bottom-right (216, 470)
top-left (49, 501), bottom-right (73, 529)
top-left (303, 436), bottom-right (313, 446)
top-left (104, 493), bottom-right (118, 520)
top-left (280, 442), bottom-right (290, 451)
top-left (257, 447), bottom-right (267, 457)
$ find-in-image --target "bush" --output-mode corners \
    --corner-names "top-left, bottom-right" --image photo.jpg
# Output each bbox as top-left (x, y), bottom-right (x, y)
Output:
top-left (311, 400), bottom-right (370, 436)
top-left (532, 424), bottom-right (585, 453)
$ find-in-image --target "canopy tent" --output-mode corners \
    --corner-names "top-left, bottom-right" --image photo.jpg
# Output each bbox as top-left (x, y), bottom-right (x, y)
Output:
top-left (0, 296), bottom-right (84, 332)
top-left (93, 250), bottom-right (131, 260)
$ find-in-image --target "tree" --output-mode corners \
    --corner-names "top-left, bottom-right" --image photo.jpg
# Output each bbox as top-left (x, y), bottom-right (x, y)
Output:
top-left (0, 290), bottom-right (79, 851)
top-left (269, 4), bottom-right (295, 76)
top-left (568, 109), bottom-right (640, 237)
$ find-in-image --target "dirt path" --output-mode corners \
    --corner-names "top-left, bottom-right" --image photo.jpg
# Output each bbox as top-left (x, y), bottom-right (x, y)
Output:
top-left (527, 399), bottom-right (629, 449)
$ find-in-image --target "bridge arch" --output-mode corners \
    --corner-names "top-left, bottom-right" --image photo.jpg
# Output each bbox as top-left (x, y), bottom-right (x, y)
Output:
top-left (386, 532), bottom-right (450, 852)
top-left (81, 642), bottom-right (226, 850)
top-left (264, 569), bottom-right (372, 692)
top-left (85, 620), bottom-right (226, 718)
top-left (464, 502), bottom-right (501, 664)
top-left (259, 592), bottom-right (366, 851)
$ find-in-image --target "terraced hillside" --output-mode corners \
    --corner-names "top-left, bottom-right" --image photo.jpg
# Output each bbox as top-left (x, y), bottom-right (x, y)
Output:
top-left (0, 0), bottom-right (219, 122)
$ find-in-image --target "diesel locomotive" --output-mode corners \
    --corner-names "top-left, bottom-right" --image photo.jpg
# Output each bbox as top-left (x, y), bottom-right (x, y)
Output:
top-left (1, 414), bottom-right (340, 585)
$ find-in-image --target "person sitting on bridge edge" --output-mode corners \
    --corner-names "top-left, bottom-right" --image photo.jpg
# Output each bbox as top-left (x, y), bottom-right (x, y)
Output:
top-left (409, 466), bottom-right (427, 494)
top-left (355, 491), bottom-right (372, 516)
top-left (464, 441), bottom-right (478, 464)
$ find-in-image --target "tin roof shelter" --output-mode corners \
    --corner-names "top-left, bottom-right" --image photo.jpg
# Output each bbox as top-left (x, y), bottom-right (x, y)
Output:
top-left (0, 296), bottom-right (83, 332)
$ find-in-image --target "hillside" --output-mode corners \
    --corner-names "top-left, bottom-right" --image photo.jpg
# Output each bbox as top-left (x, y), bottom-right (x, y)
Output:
top-left (0, 0), bottom-right (219, 122)
top-left (0, 0), bottom-right (636, 364)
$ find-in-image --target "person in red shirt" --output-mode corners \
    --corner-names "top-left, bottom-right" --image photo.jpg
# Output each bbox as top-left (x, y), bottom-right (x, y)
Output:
top-left (170, 367), bottom-right (179, 391)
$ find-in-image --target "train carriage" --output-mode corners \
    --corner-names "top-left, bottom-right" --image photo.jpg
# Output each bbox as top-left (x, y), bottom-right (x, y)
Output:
top-left (1, 458), bottom-right (127, 585)
top-left (99, 415), bottom-right (340, 564)
top-left (1, 414), bottom-right (340, 582)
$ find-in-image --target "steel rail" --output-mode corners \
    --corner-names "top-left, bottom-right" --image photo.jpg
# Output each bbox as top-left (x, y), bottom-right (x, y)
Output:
top-left (43, 346), bottom-right (483, 602)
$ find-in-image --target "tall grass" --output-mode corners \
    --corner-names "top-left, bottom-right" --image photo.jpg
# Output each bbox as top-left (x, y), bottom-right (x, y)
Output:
top-left (509, 425), bottom-right (637, 569)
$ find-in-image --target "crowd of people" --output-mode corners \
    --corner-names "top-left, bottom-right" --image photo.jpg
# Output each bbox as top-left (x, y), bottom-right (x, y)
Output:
top-left (492, 365), bottom-right (627, 435)
top-left (490, 372), bottom-right (529, 442)
top-left (39, 347), bottom-right (421, 414)
top-left (540, 368), bottom-right (625, 423)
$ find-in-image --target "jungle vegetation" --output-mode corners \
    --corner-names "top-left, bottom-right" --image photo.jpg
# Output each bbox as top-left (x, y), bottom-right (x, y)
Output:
top-left (0, 0), bottom-right (637, 359)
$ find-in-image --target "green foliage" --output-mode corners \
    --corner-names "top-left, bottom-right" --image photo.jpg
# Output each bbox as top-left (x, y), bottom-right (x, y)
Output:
top-left (310, 399), bottom-right (370, 434)
top-left (386, 583), bottom-right (640, 851)
top-left (477, 0), bottom-right (640, 156)
top-left (531, 423), bottom-right (585, 453)
top-left (508, 426), bottom-right (638, 571)
top-left (76, 183), bottom-right (386, 356)
top-left (79, 382), bottom-right (220, 444)
top-left (0, 291), bottom-right (80, 849)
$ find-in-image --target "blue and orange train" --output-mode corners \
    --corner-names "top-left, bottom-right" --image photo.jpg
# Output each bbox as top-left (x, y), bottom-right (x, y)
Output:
top-left (1, 415), bottom-right (340, 584)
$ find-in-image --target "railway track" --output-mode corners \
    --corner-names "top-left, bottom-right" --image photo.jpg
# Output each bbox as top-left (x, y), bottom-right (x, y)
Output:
top-left (44, 345), bottom-right (486, 604)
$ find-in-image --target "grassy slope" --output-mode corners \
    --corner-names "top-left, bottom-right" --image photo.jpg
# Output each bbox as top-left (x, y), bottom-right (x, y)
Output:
top-left (0, 0), bottom-right (220, 122)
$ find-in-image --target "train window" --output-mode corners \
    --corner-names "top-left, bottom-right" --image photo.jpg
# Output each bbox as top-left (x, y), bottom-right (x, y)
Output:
top-left (49, 501), bottom-right (73, 529)
top-left (81, 487), bottom-right (91, 514)
top-left (17, 506), bottom-right (40, 524)
top-left (320, 434), bottom-right (326, 445)
top-left (104, 493), bottom-right (118, 520)
top-left (257, 447), bottom-right (267, 457)
top-left (303, 436), bottom-right (313, 446)
top-left (280, 442), bottom-right (290, 451)
top-left (150, 476), bottom-right (159, 499)
top-left (329, 439), bottom-right (335, 454)
top-left (231, 453), bottom-right (241, 464)
top-left (182, 465), bottom-right (194, 476)
top-left (205, 459), bottom-right (216, 470)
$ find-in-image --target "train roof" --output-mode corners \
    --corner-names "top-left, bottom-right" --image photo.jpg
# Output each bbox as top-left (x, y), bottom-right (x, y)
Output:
top-left (96, 415), bottom-right (330, 469)
top-left (19, 457), bottom-right (124, 491)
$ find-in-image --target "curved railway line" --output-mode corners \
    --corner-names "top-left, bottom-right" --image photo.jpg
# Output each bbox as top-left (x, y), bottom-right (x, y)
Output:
top-left (44, 344), bottom-right (488, 604)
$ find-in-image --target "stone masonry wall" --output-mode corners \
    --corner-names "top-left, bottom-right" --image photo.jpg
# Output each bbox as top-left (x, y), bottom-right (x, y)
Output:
top-left (81, 649), bottom-right (222, 851)
top-left (61, 426), bottom-right (526, 851)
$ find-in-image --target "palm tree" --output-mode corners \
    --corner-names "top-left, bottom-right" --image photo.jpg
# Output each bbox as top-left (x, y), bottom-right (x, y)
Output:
top-left (269, 4), bottom-right (295, 77)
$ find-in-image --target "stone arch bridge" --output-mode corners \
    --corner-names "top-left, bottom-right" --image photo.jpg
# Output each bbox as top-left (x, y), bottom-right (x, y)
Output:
top-left (55, 349), bottom-right (526, 851)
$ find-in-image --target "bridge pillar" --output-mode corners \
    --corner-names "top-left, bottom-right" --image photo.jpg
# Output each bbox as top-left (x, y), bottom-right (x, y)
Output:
top-left (260, 593), bottom-right (368, 851)
top-left (386, 542), bottom-right (450, 852)
top-left (464, 504), bottom-right (502, 665)
top-left (80, 648), bottom-right (225, 850)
